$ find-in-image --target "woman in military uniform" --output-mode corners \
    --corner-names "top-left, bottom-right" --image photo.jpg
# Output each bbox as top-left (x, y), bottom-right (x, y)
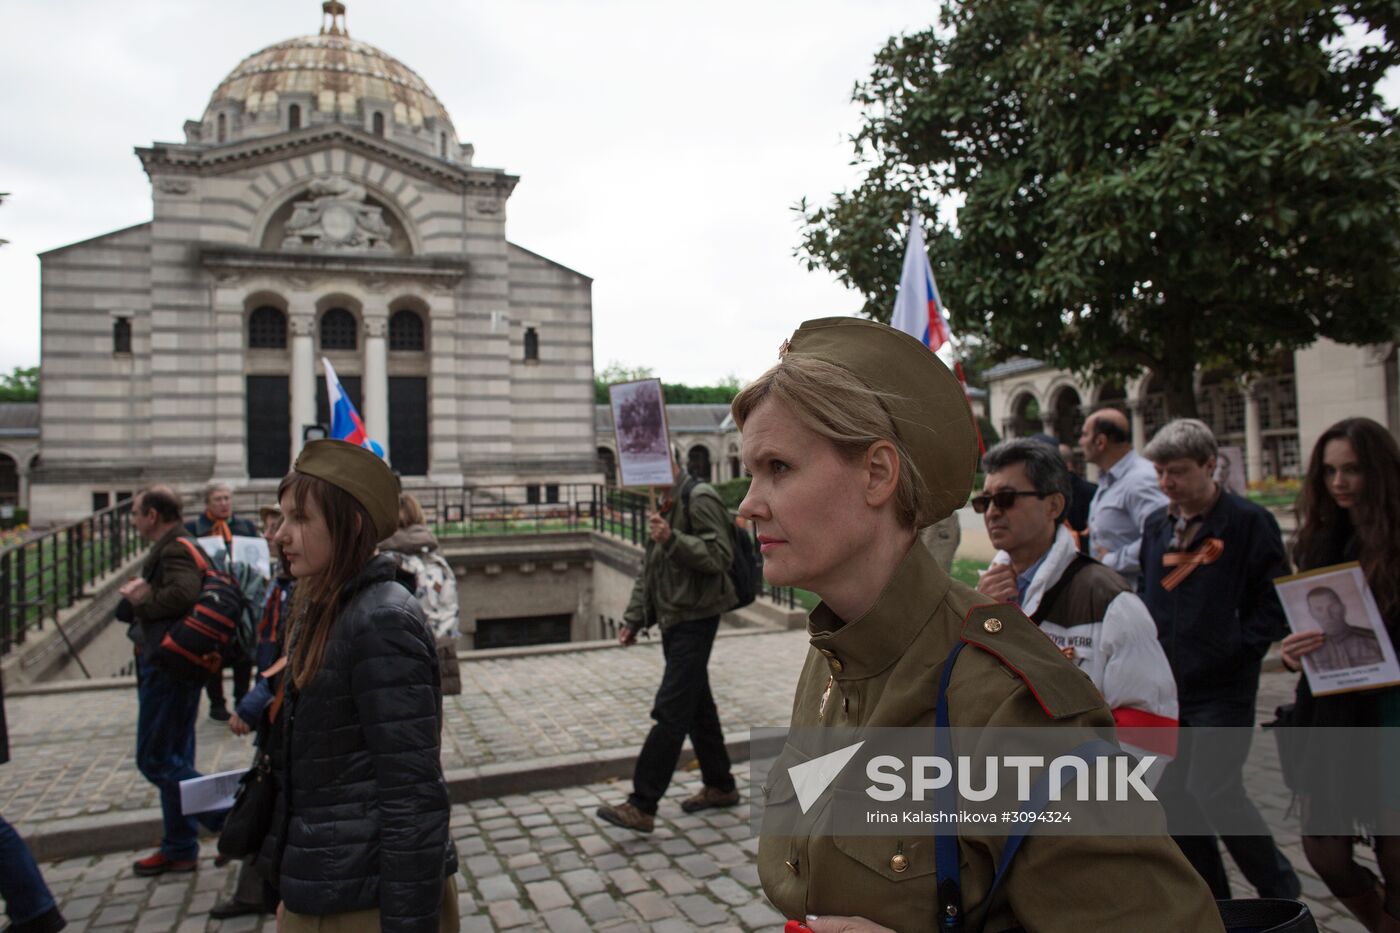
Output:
top-left (733, 318), bottom-right (1220, 933)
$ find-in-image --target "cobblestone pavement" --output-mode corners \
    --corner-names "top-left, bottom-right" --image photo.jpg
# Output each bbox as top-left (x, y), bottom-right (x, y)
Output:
top-left (8, 623), bottom-right (1385, 932)
top-left (30, 752), bottom-right (1380, 933)
top-left (2, 630), bottom-right (810, 830)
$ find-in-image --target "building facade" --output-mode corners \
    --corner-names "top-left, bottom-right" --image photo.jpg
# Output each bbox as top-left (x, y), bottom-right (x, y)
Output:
top-left (32, 4), bottom-right (597, 521)
top-left (985, 338), bottom-right (1399, 482)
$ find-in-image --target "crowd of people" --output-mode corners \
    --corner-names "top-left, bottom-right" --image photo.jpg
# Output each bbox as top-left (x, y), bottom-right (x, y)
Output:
top-left (6, 318), bottom-right (1399, 932)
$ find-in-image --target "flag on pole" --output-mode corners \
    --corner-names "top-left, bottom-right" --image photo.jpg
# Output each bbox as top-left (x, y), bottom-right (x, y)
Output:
top-left (889, 207), bottom-right (985, 453)
top-left (890, 209), bottom-right (954, 357)
top-left (322, 357), bottom-right (385, 459)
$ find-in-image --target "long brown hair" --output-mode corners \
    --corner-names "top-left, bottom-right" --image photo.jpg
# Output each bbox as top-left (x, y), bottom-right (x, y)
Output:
top-left (278, 471), bottom-right (378, 688)
top-left (1294, 417), bottom-right (1400, 617)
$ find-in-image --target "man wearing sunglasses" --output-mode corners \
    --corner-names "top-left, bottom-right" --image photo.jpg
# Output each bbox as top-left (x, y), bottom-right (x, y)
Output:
top-left (975, 439), bottom-right (1177, 736)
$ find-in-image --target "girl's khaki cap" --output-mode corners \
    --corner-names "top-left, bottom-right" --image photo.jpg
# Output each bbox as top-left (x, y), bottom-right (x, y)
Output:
top-left (292, 439), bottom-right (400, 541)
top-left (783, 316), bottom-right (978, 522)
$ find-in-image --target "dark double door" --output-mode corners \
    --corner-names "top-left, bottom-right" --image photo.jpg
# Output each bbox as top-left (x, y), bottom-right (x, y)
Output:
top-left (246, 373), bottom-right (427, 478)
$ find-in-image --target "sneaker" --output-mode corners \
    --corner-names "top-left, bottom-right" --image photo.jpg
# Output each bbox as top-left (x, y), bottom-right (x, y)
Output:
top-left (208, 702), bottom-right (231, 723)
top-left (680, 786), bottom-right (741, 813)
top-left (132, 851), bottom-right (197, 877)
top-left (595, 802), bottom-right (655, 834)
top-left (209, 898), bottom-right (267, 920)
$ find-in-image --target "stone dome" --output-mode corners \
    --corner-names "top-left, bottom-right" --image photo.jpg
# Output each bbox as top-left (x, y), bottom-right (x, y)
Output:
top-left (197, 3), bottom-right (465, 163)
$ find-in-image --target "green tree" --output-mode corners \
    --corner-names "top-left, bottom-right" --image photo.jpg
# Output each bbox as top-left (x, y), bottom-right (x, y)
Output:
top-left (594, 362), bottom-right (743, 405)
top-left (0, 366), bottom-right (37, 402)
top-left (797, 0), bottom-right (1400, 417)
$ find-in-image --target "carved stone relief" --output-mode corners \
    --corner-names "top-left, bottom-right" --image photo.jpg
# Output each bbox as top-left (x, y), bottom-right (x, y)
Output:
top-left (157, 178), bottom-right (193, 195)
top-left (281, 176), bottom-right (395, 253)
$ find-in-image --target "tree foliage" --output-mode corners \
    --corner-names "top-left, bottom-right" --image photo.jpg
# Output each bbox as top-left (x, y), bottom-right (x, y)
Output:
top-left (797, 0), bottom-right (1400, 417)
top-left (594, 361), bottom-right (742, 405)
top-left (0, 366), bottom-right (38, 402)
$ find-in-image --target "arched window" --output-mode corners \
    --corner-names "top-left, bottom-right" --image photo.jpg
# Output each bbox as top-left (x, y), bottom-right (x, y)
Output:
top-left (524, 326), bottom-right (539, 362)
top-left (320, 308), bottom-right (358, 350)
top-left (288, 104), bottom-right (301, 131)
top-left (113, 317), bottom-right (132, 354)
top-left (389, 309), bottom-right (425, 351)
top-left (217, 113), bottom-right (227, 143)
top-left (372, 112), bottom-right (385, 137)
top-left (248, 307), bottom-right (287, 349)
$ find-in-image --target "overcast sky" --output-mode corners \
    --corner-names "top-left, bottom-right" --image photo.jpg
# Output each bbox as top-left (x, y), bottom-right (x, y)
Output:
top-left (0, 0), bottom-right (947, 385)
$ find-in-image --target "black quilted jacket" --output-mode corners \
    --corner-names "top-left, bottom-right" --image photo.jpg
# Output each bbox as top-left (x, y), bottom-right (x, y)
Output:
top-left (271, 555), bottom-right (456, 930)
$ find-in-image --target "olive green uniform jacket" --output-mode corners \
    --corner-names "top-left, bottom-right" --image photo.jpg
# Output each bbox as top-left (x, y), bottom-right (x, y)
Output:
top-left (758, 540), bottom-right (1222, 933)
top-left (623, 479), bottom-right (736, 632)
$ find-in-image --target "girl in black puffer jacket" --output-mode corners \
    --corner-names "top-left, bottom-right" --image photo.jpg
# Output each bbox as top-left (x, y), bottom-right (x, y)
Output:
top-left (267, 440), bottom-right (458, 933)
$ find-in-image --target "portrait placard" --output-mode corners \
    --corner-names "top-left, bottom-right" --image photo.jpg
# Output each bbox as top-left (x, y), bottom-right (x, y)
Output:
top-left (1214, 445), bottom-right (1248, 496)
top-left (1274, 562), bottom-right (1400, 696)
top-left (608, 378), bottom-right (673, 488)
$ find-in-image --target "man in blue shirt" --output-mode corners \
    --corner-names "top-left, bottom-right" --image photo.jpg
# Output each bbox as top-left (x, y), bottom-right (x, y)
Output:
top-left (1080, 408), bottom-right (1168, 588)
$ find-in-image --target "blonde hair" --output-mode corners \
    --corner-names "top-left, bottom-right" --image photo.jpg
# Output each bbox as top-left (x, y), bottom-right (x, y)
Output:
top-left (731, 355), bottom-right (934, 528)
top-left (398, 492), bottom-right (426, 528)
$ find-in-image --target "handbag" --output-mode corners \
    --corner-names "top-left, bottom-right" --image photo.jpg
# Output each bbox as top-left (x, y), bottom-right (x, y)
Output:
top-left (217, 750), bottom-right (276, 860)
top-left (1263, 703), bottom-right (1304, 793)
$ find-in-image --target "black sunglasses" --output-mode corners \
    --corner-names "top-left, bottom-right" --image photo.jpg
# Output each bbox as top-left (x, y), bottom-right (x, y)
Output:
top-left (970, 490), bottom-right (1046, 514)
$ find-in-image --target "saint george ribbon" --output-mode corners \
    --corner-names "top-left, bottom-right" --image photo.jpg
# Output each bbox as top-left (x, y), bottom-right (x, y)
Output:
top-left (1160, 538), bottom-right (1226, 591)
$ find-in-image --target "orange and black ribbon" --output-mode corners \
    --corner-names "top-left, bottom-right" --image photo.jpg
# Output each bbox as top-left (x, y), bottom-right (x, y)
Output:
top-left (1160, 537), bottom-right (1225, 591)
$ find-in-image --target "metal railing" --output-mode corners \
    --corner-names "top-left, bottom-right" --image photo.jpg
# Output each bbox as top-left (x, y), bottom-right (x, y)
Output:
top-left (1, 497), bottom-right (143, 656)
top-left (0, 483), bottom-right (800, 658)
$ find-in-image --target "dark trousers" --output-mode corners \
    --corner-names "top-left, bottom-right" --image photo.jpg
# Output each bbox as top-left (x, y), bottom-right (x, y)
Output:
top-left (1159, 699), bottom-right (1300, 899)
top-left (628, 615), bottom-right (735, 815)
top-left (0, 814), bottom-right (56, 927)
top-left (206, 660), bottom-right (253, 708)
top-left (136, 655), bottom-right (210, 860)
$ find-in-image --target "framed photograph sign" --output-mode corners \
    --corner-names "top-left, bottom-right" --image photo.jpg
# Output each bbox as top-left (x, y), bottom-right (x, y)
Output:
top-left (608, 378), bottom-right (674, 488)
top-left (1274, 562), bottom-right (1400, 696)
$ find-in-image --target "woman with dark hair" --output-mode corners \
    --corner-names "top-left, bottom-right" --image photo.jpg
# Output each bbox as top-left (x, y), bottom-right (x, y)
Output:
top-left (1282, 416), bottom-right (1400, 931)
top-left (267, 440), bottom-right (458, 932)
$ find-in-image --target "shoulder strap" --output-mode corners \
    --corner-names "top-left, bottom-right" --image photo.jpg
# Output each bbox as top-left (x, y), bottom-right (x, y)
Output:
top-left (172, 536), bottom-right (210, 574)
top-left (1029, 554), bottom-right (1095, 625)
top-left (678, 476), bottom-right (699, 533)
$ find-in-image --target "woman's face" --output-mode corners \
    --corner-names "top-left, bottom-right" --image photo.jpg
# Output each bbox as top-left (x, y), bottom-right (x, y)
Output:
top-left (1322, 438), bottom-right (1362, 510)
top-left (737, 396), bottom-right (882, 594)
top-left (275, 489), bottom-right (332, 579)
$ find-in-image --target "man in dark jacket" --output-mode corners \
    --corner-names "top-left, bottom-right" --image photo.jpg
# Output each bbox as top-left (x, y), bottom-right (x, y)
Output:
top-left (596, 460), bottom-right (739, 833)
top-left (120, 484), bottom-right (210, 877)
top-left (1138, 419), bottom-right (1300, 901)
top-left (185, 481), bottom-right (258, 722)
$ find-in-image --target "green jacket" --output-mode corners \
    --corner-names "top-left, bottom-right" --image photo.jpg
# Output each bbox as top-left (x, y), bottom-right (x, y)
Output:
top-left (623, 479), bottom-right (737, 631)
top-left (129, 526), bottom-right (202, 650)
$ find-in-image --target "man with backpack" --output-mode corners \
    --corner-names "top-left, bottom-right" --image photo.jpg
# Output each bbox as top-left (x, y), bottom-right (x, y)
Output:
top-left (595, 458), bottom-right (741, 833)
top-left (117, 485), bottom-right (213, 877)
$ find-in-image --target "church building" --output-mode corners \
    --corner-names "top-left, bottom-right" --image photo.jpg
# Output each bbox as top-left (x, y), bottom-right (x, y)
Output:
top-left (32, 2), bottom-right (597, 520)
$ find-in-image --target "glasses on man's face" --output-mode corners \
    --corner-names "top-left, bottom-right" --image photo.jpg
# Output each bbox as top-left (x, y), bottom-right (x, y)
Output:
top-left (970, 489), bottom-right (1045, 514)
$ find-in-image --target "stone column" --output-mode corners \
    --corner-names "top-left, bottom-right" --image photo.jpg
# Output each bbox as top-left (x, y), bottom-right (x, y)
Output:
top-left (212, 301), bottom-right (248, 481)
top-left (1128, 400), bottom-right (1147, 451)
top-left (363, 312), bottom-right (390, 462)
top-left (290, 309), bottom-right (316, 460)
top-left (17, 460), bottom-right (30, 514)
top-left (1244, 383), bottom-right (1264, 484)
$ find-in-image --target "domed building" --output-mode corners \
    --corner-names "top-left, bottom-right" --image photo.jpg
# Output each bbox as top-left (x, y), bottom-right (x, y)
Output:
top-left (33, 2), bottom-right (597, 519)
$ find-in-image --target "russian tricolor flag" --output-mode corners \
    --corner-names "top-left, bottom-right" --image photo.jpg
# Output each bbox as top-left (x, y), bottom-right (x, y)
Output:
top-left (323, 358), bottom-right (385, 459)
top-left (891, 208), bottom-right (955, 359)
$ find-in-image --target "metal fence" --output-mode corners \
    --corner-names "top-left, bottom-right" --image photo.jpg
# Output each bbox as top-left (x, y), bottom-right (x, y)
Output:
top-left (0, 497), bottom-right (144, 656)
top-left (0, 483), bottom-right (798, 658)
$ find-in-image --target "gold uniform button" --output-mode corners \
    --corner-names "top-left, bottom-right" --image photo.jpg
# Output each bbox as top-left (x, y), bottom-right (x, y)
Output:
top-left (829, 657), bottom-right (844, 674)
top-left (890, 853), bottom-right (909, 873)
top-left (785, 859), bottom-right (800, 875)
top-left (983, 617), bottom-right (1004, 634)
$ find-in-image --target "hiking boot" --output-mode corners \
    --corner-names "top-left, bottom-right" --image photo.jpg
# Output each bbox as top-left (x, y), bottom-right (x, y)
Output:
top-left (681, 786), bottom-right (741, 813)
top-left (132, 851), bottom-right (197, 877)
top-left (595, 802), bottom-right (654, 834)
